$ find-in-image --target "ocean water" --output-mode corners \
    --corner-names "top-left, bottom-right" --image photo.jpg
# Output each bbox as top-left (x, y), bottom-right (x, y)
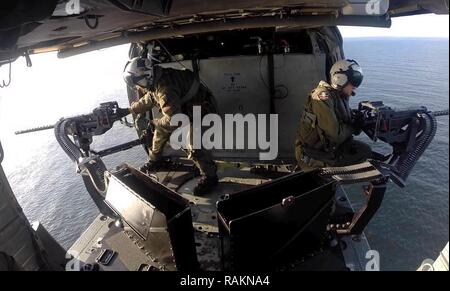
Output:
top-left (0, 38), bottom-right (448, 271)
top-left (344, 38), bottom-right (449, 271)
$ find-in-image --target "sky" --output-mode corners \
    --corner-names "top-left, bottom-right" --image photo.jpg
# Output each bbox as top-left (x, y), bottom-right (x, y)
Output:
top-left (339, 14), bottom-right (449, 38)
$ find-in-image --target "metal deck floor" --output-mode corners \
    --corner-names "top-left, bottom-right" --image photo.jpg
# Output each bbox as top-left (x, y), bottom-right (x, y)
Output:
top-left (69, 163), bottom-right (371, 271)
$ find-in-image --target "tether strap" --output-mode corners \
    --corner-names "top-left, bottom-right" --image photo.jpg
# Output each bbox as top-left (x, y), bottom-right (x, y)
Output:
top-left (191, 58), bottom-right (200, 79)
top-left (181, 78), bottom-right (200, 104)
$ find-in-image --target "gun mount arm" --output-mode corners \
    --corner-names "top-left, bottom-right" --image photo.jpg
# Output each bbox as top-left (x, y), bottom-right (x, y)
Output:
top-left (52, 101), bottom-right (141, 215)
top-left (319, 161), bottom-right (389, 235)
top-left (320, 102), bottom-right (448, 236)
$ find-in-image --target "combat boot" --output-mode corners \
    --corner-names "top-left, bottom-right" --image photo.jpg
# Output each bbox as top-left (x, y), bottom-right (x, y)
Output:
top-left (139, 159), bottom-right (164, 173)
top-left (193, 175), bottom-right (219, 196)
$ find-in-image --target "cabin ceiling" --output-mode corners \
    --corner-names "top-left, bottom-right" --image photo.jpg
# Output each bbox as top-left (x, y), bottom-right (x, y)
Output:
top-left (0, 0), bottom-right (448, 64)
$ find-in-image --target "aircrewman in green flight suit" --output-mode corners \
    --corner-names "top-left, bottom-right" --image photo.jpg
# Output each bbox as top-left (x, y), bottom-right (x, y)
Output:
top-left (122, 52), bottom-right (218, 195)
top-left (295, 59), bottom-right (371, 171)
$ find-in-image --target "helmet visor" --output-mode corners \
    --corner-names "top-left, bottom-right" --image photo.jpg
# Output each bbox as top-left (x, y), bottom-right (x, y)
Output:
top-left (349, 70), bottom-right (363, 87)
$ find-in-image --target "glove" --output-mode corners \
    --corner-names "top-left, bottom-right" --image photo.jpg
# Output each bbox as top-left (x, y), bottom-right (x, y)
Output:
top-left (116, 107), bottom-right (131, 118)
top-left (352, 109), bottom-right (365, 135)
top-left (134, 113), bottom-right (152, 131)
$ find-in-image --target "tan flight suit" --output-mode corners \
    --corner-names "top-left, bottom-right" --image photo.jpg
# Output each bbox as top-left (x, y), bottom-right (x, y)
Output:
top-left (130, 66), bottom-right (217, 178)
top-left (295, 81), bottom-right (371, 171)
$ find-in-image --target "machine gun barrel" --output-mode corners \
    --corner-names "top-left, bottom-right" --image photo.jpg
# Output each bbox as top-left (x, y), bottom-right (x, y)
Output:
top-left (15, 124), bottom-right (55, 135)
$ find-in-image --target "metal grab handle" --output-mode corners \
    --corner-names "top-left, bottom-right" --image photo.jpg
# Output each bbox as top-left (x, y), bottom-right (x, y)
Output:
top-left (84, 14), bottom-right (99, 29)
top-left (0, 61), bottom-right (12, 88)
